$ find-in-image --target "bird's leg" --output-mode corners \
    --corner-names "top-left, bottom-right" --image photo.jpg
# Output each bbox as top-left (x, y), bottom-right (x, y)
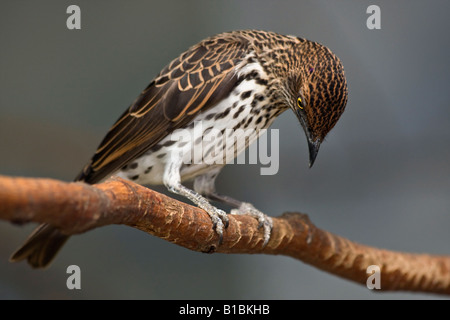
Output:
top-left (194, 169), bottom-right (273, 246)
top-left (163, 161), bottom-right (229, 244)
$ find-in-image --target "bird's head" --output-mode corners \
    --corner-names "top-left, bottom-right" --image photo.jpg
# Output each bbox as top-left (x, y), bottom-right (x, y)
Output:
top-left (287, 40), bottom-right (348, 167)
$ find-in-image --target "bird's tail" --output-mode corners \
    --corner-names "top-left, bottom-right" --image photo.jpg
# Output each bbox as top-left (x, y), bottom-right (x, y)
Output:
top-left (10, 224), bottom-right (69, 269)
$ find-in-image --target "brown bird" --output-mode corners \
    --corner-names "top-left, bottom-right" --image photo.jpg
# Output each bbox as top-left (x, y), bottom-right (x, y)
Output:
top-left (11, 30), bottom-right (348, 268)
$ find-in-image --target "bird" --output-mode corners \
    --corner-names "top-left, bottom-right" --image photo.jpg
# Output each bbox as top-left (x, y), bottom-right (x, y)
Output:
top-left (11, 30), bottom-right (348, 268)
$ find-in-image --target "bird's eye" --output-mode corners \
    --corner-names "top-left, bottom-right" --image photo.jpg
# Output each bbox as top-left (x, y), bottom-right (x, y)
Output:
top-left (297, 97), bottom-right (304, 109)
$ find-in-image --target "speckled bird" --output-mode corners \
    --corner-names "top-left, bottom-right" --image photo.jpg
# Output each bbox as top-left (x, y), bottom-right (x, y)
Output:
top-left (11, 30), bottom-right (348, 268)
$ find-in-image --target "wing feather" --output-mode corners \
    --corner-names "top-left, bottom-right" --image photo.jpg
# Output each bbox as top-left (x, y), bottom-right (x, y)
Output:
top-left (76, 32), bottom-right (250, 184)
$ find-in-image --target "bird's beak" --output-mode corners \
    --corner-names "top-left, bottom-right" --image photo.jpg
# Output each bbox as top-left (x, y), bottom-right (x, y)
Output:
top-left (292, 106), bottom-right (321, 168)
top-left (307, 138), bottom-right (320, 168)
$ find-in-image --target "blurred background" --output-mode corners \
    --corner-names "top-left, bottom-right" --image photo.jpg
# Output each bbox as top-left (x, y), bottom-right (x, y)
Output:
top-left (1, 0), bottom-right (449, 299)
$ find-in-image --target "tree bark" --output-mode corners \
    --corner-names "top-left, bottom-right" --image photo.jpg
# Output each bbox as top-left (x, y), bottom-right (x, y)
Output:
top-left (1, 175), bottom-right (449, 295)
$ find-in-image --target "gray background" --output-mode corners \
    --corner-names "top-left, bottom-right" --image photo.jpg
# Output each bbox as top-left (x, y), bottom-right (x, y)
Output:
top-left (1, 0), bottom-right (449, 299)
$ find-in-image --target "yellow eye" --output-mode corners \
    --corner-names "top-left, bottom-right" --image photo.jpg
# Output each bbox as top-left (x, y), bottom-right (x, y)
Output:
top-left (297, 97), bottom-right (303, 109)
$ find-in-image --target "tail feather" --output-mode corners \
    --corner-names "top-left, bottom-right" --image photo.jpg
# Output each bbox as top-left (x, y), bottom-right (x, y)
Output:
top-left (10, 224), bottom-right (69, 269)
top-left (13, 170), bottom-right (87, 269)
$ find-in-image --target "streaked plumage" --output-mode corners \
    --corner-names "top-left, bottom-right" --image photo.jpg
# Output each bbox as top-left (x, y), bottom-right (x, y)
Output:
top-left (11, 30), bottom-right (348, 268)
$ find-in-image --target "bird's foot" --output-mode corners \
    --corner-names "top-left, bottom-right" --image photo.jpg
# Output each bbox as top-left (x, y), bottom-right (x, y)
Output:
top-left (230, 202), bottom-right (273, 246)
top-left (166, 183), bottom-right (229, 244)
top-left (199, 202), bottom-right (229, 245)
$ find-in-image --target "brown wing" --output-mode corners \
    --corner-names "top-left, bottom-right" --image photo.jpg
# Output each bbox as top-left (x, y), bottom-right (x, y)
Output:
top-left (76, 32), bottom-right (250, 184)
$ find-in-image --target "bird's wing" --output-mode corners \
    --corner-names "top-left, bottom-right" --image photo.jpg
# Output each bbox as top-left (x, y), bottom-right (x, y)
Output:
top-left (76, 33), bottom-right (249, 184)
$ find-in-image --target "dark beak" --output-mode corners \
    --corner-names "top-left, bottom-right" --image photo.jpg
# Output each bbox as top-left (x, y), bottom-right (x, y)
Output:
top-left (292, 106), bottom-right (321, 168)
top-left (308, 138), bottom-right (321, 168)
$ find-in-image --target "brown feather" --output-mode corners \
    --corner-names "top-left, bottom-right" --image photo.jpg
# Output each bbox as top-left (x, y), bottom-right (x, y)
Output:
top-left (10, 224), bottom-right (69, 268)
top-left (76, 33), bottom-right (250, 184)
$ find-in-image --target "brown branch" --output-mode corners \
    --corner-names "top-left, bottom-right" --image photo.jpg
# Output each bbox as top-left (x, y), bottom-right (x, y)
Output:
top-left (1, 174), bottom-right (449, 295)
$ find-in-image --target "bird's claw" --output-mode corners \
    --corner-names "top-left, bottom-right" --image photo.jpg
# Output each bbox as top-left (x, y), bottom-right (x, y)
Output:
top-left (205, 207), bottom-right (228, 245)
top-left (231, 202), bottom-right (273, 246)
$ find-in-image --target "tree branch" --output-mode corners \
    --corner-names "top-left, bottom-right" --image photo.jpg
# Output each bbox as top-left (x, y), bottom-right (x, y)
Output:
top-left (1, 175), bottom-right (449, 295)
